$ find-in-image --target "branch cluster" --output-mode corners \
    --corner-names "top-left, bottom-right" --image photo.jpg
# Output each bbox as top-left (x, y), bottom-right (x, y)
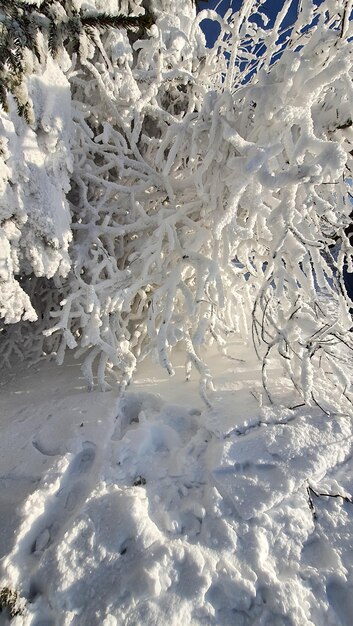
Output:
top-left (1, 0), bottom-right (353, 408)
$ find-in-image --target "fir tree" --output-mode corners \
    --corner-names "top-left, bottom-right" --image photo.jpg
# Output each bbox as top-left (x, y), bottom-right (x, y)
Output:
top-left (0, 0), bottom-right (153, 119)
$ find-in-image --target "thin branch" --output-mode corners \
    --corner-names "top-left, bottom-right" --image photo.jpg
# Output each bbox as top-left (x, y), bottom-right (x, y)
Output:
top-left (308, 485), bottom-right (353, 504)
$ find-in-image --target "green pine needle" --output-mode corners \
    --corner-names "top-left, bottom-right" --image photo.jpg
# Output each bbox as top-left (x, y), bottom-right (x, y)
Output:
top-left (80, 13), bottom-right (152, 32)
top-left (0, 2), bottom-right (155, 120)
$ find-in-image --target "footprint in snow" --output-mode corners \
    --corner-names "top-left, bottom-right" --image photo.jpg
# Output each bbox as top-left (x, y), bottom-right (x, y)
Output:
top-left (32, 442), bottom-right (97, 553)
top-left (326, 578), bottom-right (353, 626)
top-left (112, 392), bottom-right (164, 440)
top-left (1, 442), bottom-right (99, 615)
top-left (62, 443), bottom-right (96, 481)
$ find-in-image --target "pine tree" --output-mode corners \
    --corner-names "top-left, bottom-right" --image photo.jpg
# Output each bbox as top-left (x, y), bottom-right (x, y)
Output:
top-left (0, 0), bottom-right (153, 119)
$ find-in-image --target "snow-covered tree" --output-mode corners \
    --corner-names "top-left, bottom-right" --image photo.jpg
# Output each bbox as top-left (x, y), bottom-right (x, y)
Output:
top-left (0, 0), bottom-right (152, 354)
top-left (1, 0), bottom-right (353, 410)
top-left (0, 3), bottom-right (73, 329)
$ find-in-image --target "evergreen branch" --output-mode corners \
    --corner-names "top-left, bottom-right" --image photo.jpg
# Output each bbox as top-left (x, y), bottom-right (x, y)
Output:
top-left (0, 77), bottom-right (7, 111)
top-left (5, 47), bottom-right (23, 73)
top-left (0, 2), bottom-right (155, 119)
top-left (0, 1), bottom-right (17, 17)
top-left (48, 18), bottom-right (60, 55)
top-left (21, 14), bottom-right (42, 61)
top-left (80, 12), bottom-right (154, 33)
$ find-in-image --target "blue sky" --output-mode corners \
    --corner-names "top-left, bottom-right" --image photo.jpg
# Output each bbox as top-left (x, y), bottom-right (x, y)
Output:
top-left (198, 0), bottom-right (300, 47)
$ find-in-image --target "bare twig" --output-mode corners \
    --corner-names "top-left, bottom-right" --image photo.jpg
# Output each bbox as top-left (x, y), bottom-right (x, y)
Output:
top-left (308, 485), bottom-right (353, 504)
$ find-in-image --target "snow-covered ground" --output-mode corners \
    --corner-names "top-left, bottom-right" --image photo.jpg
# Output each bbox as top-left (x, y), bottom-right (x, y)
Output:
top-left (1, 341), bottom-right (353, 626)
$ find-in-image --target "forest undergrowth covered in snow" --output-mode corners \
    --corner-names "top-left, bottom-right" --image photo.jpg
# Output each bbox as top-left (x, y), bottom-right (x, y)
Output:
top-left (1, 0), bottom-right (353, 624)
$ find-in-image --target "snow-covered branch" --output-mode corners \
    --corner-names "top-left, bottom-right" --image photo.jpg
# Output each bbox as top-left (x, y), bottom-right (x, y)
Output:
top-left (1, 0), bottom-right (353, 407)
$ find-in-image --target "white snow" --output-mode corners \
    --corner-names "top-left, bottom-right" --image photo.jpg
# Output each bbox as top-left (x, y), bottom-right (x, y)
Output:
top-left (1, 341), bottom-right (353, 626)
top-left (1, 1), bottom-right (353, 624)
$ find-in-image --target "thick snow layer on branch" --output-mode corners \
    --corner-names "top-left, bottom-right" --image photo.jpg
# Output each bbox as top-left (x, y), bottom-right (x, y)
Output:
top-left (0, 55), bottom-right (72, 324)
top-left (1, 0), bottom-right (353, 408)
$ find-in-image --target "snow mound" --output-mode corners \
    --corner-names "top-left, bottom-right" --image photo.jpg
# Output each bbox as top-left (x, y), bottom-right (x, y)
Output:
top-left (1, 344), bottom-right (353, 625)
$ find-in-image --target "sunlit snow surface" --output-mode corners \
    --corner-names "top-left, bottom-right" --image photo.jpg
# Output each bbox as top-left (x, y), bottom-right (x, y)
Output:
top-left (1, 342), bottom-right (353, 626)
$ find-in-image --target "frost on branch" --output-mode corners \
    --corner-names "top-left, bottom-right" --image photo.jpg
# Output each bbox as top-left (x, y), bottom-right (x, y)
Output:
top-left (0, 47), bottom-right (73, 335)
top-left (2, 0), bottom-right (353, 408)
